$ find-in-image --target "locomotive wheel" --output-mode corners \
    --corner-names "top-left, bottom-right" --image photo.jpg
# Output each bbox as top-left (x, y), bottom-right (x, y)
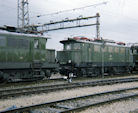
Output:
top-left (44, 70), bottom-right (51, 78)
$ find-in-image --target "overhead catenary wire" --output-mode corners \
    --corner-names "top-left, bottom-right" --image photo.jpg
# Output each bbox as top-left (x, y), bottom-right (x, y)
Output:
top-left (31, 1), bottom-right (108, 18)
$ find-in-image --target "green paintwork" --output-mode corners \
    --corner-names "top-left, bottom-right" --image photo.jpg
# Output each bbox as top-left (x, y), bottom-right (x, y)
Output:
top-left (0, 31), bottom-right (58, 82)
top-left (57, 38), bottom-right (133, 65)
top-left (0, 33), bottom-right (55, 64)
top-left (131, 46), bottom-right (138, 69)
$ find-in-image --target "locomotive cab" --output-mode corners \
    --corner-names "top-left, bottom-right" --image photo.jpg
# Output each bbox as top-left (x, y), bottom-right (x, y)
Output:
top-left (58, 38), bottom-right (81, 64)
top-left (57, 38), bottom-right (81, 76)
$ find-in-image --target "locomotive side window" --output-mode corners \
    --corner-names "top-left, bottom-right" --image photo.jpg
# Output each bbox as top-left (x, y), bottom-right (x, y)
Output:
top-left (94, 45), bottom-right (100, 52)
top-left (103, 46), bottom-right (107, 52)
top-left (20, 39), bottom-right (29, 48)
top-left (17, 39), bottom-right (29, 48)
top-left (115, 47), bottom-right (119, 53)
top-left (0, 36), bottom-right (6, 47)
top-left (34, 39), bottom-right (39, 49)
top-left (120, 48), bottom-right (125, 53)
top-left (7, 37), bottom-right (29, 48)
top-left (73, 43), bottom-right (80, 50)
top-left (7, 38), bottom-right (17, 47)
top-left (108, 46), bottom-right (113, 53)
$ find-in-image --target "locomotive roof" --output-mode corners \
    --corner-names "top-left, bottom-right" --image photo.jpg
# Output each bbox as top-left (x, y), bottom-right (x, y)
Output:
top-left (131, 44), bottom-right (138, 49)
top-left (60, 38), bottom-right (129, 48)
top-left (0, 30), bottom-right (49, 39)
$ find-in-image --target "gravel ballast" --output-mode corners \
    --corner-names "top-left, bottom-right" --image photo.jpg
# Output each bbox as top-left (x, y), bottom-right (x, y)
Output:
top-left (0, 82), bottom-right (138, 111)
top-left (80, 98), bottom-right (138, 113)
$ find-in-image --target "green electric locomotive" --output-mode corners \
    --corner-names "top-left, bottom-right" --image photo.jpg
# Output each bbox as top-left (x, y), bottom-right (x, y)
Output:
top-left (57, 36), bottom-right (134, 77)
top-left (0, 27), bottom-right (58, 82)
top-left (131, 44), bottom-right (138, 71)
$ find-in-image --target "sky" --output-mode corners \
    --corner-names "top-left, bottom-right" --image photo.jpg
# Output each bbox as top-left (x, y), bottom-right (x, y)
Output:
top-left (0, 0), bottom-right (138, 50)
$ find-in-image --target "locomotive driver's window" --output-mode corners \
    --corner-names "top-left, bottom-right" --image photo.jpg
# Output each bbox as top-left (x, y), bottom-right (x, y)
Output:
top-left (34, 39), bottom-right (39, 49)
top-left (65, 44), bottom-right (71, 50)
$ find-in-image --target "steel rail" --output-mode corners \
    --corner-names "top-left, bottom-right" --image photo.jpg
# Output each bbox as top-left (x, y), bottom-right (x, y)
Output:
top-left (0, 77), bottom-right (138, 99)
top-left (0, 74), bottom-right (136, 88)
top-left (1, 86), bottom-right (138, 113)
top-left (60, 93), bottom-right (138, 113)
top-left (1, 77), bottom-right (138, 93)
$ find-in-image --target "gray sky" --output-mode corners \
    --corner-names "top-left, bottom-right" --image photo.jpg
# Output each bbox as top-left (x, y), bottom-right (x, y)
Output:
top-left (0, 0), bottom-right (138, 50)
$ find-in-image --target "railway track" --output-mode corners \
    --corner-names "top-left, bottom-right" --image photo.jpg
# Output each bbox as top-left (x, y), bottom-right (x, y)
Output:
top-left (0, 77), bottom-right (138, 99)
top-left (0, 77), bottom-right (64, 89)
top-left (1, 86), bottom-right (138, 113)
top-left (0, 74), bottom-right (136, 89)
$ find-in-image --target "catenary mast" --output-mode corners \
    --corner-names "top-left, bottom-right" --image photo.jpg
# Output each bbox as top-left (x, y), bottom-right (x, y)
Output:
top-left (17, 0), bottom-right (29, 28)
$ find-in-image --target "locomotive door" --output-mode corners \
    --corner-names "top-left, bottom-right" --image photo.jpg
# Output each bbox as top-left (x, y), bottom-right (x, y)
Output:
top-left (33, 39), bottom-right (42, 62)
top-left (125, 48), bottom-right (129, 62)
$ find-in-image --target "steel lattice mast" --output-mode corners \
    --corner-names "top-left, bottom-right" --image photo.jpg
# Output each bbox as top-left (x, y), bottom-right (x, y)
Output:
top-left (96, 13), bottom-right (100, 39)
top-left (17, 0), bottom-right (29, 28)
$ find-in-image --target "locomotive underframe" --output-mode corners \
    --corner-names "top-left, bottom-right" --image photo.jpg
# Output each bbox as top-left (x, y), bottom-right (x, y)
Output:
top-left (59, 62), bottom-right (133, 77)
top-left (0, 62), bottom-right (58, 82)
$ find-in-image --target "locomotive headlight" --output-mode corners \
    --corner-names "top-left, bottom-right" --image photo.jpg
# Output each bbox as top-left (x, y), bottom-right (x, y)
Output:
top-left (68, 60), bottom-right (72, 63)
top-left (42, 58), bottom-right (45, 61)
top-left (20, 56), bottom-right (23, 60)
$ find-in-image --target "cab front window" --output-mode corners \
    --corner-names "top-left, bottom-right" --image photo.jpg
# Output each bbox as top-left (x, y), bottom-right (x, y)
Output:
top-left (64, 43), bottom-right (71, 50)
top-left (64, 43), bottom-right (81, 50)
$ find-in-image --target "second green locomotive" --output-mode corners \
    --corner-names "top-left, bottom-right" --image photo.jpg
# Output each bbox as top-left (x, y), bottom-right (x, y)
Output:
top-left (57, 37), bottom-right (134, 77)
